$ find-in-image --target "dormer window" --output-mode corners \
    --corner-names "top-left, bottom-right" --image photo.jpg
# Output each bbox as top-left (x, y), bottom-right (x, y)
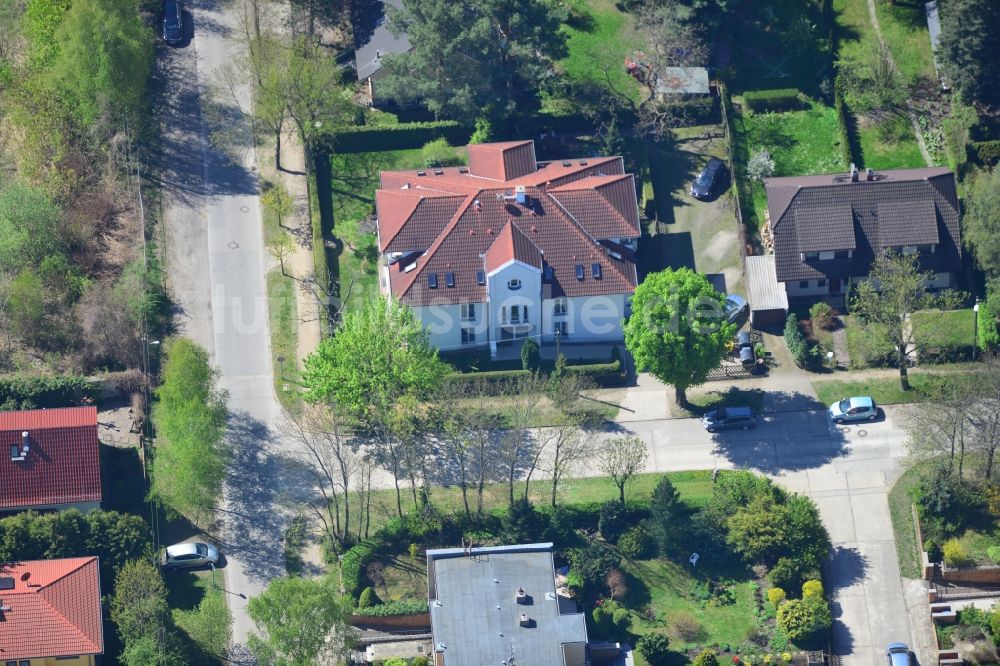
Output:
top-left (804, 251), bottom-right (819, 260)
top-left (428, 274), bottom-right (438, 289)
top-left (445, 272), bottom-right (455, 288)
top-left (507, 278), bottom-right (522, 291)
top-left (575, 265), bottom-right (585, 281)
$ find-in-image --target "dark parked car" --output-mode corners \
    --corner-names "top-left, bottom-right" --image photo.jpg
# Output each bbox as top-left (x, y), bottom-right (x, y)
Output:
top-left (703, 406), bottom-right (757, 433)
top-left (163, 0), bottom-right (183, 44)
top-left (690, 157), bottom-right (726, 200)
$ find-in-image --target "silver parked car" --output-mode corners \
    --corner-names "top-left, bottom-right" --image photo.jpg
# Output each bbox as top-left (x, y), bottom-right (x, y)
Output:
top-left (829, 396), bottom-right (878, 424)
top-left (886, 643), bottom-right (911, 666)
top-left (162, 542), bottom-right (219, 569)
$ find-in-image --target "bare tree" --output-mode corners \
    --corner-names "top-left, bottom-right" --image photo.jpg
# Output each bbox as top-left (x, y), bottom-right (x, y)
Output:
top-left (497, 375), bottom-right (545, 506)
top-left (600, 436), bottom-right (648, 504)
top-left (282, 404), bottom-right (361, 547)
top-left (267, 233), bottom-right (295, 277)
top-left (968, 355), bottom-right (1000, 479)
top-left (906, 375), bottom-right (974, 478)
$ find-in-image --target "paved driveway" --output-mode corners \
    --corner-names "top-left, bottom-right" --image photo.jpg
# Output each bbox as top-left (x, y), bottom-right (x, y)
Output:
top-left (569, 405), bottom-right (920, 666)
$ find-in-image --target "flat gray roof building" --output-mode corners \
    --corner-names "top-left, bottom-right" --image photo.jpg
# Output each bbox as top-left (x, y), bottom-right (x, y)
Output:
top-left (427, 543), bottom-right (588, 666)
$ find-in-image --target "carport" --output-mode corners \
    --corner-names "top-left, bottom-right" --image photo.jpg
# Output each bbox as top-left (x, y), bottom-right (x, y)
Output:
top-left (746, 255), bottom-right (788, 329)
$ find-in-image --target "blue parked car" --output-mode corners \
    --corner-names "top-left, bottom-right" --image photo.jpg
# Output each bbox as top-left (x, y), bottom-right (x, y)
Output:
top-left (829, 396), bottom-right (878, 424)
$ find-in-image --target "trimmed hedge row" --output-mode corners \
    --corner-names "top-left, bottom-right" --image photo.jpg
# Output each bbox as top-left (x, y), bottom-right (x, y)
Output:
top-left (0, 374), bottom-right (99, 410)
top-left (443, 369), bottom-right (533, 395)
top-left (565, 360), bottom-right (624, 386)
top-left (979, 299), bottom-right (1000, 350)
top-left (833, 76), bottom-right (856, 168)
top-left (330, 121), bottom-right (471, 153)
top-left (354, 599), bottom-right (429, 616)
top-left (743, 88), bottom-right (802, 113)
top-left (969, 140), bottom-right (1000, 166)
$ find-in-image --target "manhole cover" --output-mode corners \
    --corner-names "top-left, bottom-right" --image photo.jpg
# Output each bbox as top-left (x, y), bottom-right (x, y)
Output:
top-left (228, 241), bottom-right (239, 249)
top-left (240, 206), bottom-right (250, 213)
top-left (857, 429), bottom-right (867, 437)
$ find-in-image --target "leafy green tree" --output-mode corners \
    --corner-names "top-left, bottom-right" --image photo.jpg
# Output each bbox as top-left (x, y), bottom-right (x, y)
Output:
top-left (783, 494), bottom-right (832, 570)
top-left (776, 596), bottom-right (832, 644)
top-left (726, 493), bottom-right (791, 565)
top-left (938, 0), bottom-right (1000, 106)
top-left (380, 0), bottom-right (567, 121)
top-left (649, 475), bottom-right (685, 553)
top-left (599, 436), bottom-right (648, 504)
top-left (281, 36), bottom-right (355, 153)
top-left (598, 499), bottom-right (629, 543)
top-left (520, 336), bottom-right (540, 371)
top-left (693, 649), bottom-right (720, 666)
top-left (247, 575), bottom-right (354, 666)
top-left (112, 559), bottom-right (171, 643)
top-left (151, 338), bottom-right (230, 525)
top-left (964, 169), bottom-right (1000, 277)
top-left (624, 268), bottom-right (736, 406)
top-left (618, 525), bottom-right (655, 559)
top-left (637, 633), bottom-right (671, 665)
top-left (569, 542), bottom-right (620, 594)
top-left (50, 0), bottom-right (153, 126)
top-left (502, 497), bottom-right (548, 544)
top-left (303, 298), bottom-right (449, 419)
top-left (850, 251), bottom-right (963, 391)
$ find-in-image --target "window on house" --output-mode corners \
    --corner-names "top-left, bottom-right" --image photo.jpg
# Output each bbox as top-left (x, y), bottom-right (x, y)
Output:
top-left (817, 279), bottom-right (827, 288)
top-left (476, 270), bottom-right (486, 285)
top-left (553, 298), bottom-right (568, 316)
top-left (804, 251), bottom-right (819, 260)
top-left (427, 273), bottom-right (438, 289)
top-left (461, 327), bottom-right (476, 345)
top-left (507, 278), bottom-right (522, 290)
top-left (799, 280), bottom-right (809, 289)
top-left (819, 251), bottom-right (835, 261)
top-left (510, 306), bottom-right (521, 323)
top-left (575, 264), bottom-right (585, 280)
top-left (461, 303), bottom-right (476, 321)
top-left (554, 321), bottom-right (568, 337)
top-left (543, 266), bottom-right (554, 281)
top-left (501, 306), bottom-right (507, 324)
top-left (902, 245), bottom-right (918, 255)
top-left (920, 244), bottom-right (936, 254)
top-left (592, 263), bottom-right (602, 279)
top-left (445, 272), bottom-right (455, 287)
top-left (834, 250), bottom-right (850, 260)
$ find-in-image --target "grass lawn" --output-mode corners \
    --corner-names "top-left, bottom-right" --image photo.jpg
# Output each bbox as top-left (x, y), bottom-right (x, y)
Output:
top-left (266, 270), bottom-right (302, 413)
top-left (842, 315), bottom-right (894, 369)
top-left (683, 387), bottom-right (766, 417)
top-left (330, 146), bottom-right (466, 312)
top-left (555, 0), bottom-right (645, 107)
top-left (623, 558), bottom-right (758, 651)
top-left (813, 370), bottom-right (951, 406)
top-left (872, 0), bottom-right (937, 84)
top-left (858, 121), bottom-right (926, 170)
top-left (369, 553), bottom-right (428, 603)
top-left (887, 461), bottom-right (932, 578)
top-left (165, 569), bottom-right (232, 663)
top-left (911, 309), bottom-right (975, 354)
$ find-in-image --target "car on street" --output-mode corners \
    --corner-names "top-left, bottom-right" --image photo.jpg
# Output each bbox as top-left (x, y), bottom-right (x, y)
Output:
top-left (703, 406), bottom-right (757, 432)
top-left (161, 541), bottom-right (219, 569)
top-left (829, 396), bottom-right (878, 424)
top-left (163, 0), bottom-right (183, 44)
top-left (886, 643), bottom-right (911, 666)
top-left (690, 157), bottom-right (726, 200)
top-left (724, 294), bottom-right (749, 325)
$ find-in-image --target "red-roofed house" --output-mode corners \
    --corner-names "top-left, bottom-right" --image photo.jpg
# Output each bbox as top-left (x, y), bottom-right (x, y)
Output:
top-left (0, 557), bottom-right (104, 665)
top-left (376, 140), bottom-right (641, 353)
top-left (0, 407), bottom-right (101, 514)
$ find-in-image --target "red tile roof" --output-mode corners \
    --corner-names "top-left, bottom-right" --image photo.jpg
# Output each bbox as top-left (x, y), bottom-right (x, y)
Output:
top-left (467, 141), bottom-right (537, 181)
top-left (0, 406), bottom-right (101, 511)
top-left (378, 141), bottom-right (640, 307)
top-left (484, 222), bottom-right (544, 273)
top-left (0, 557), bottom-right (104, 660)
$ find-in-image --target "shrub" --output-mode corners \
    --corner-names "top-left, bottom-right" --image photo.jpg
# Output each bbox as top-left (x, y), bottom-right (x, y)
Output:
top-left (412, 658), bottom-right (429, 666)
top-left (637, 633), bottom-right (671, 665)
top-left (802, 579), bottom-right (824, 599)
top-left (694, 649), bottom-right (721, 666)
top-left (833, 75), bottom-right (857, 167)
top-left (979, 298), bottom-right (1000, 350)
top-left (520, 337), bottom-right (540, 371)
top-left (383, 659), bottom-right (408, 666)
top-left (915, 465), bottom-right (986, 536)
top-left (809, 302), bottom-right (836, 331)
top-left (970, 140), bottom-right (1000, 166)
top-left (987, 546), bottom-right (1000, 565)
top-left (747, 148), bottom-right (775, 183)
top-left (767, 587), bottom-right (787, 606)
top-left (330, 121), bottom-right (471, 153)
top-left (569, 542), bottom-right (620, 593)
top-left (769, 557), bottom-right (808, 595)
top-left (668, 610), bottom-right (706, 642)
top-left (743, 88), bottom-right (802, 112)
top-left (469, 117), bottom-right (493, 144)
top-left (502, 498), bottom-right (548, 544)
top-left (943, 538), bottom-right (972, 567)
top-left (0, 373), bottom-right (99, 410)
top-left (599, 500), bottom-right (629, 543)
top-left (924, 539), bottom-right (943, 563)
top-left (353, 599), bottom-right (430, 617)
top-left (618, 525), bottom-right (654, 559)
top-left (564, 360), bottom-right (624, 386)
top-left (357, 587), bottom-right (379, 609)
top-left (592, 599), bottom-right (631, 638)
top-left (784, 314), bottom-right (810, 368)
top-left (421, 138), bottom-right (463, 168)
top-left (776, 596), bottom-right (832, 643)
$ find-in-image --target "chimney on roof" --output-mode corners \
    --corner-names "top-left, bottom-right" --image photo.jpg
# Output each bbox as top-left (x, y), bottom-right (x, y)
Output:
top-left (20, 431), bottom-right (28, 457)
top-left (474, 199), bottom-right (482, 212)
top-left (866, 168), bottom-right (874, 181)
top-left (850, 163), bottom-right (859, 182)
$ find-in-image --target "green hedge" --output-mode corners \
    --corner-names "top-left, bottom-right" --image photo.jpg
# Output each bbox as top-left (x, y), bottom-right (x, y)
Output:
top-left (443, 369), bottom-right (533, 395)
top-left (565, 360), bottom-right (624, 386)
top-left (354, 599), bottom-right (429, 616)
top-left (833, 76), bottom-right (857, 168)
top-left (979, 299), bottom-right (1000, 350)
top-left (743, 88), bottom-right (802, 113)
top-left (0, 374), bottom-right (99, 410)
top-left (330, 121), bottom-right (472, 153)
top-left (969, 140), bottom-right (1000, 166)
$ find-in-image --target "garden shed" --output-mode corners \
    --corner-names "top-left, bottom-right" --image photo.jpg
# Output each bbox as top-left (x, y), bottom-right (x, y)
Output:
top-left (654, 66), bottom-right (710, 97)
top-left (746, 255), bottom-right (789, 329)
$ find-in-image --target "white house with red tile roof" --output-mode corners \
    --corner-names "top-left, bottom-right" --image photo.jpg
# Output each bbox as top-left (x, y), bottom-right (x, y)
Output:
top-left (0, 557), bottom-right (104, 665)
top-left (0, 407), bottom-right (101, 514)
top-left (376, 140), bottom-right (640, 353)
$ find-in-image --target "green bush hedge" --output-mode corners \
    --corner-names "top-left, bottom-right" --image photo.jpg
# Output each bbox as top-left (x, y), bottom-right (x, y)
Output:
top-left (743, 88), bottom-right (802, 113)
top-left (354, 599), bottom-right (429, 616)
top-left (833, 75), bottom-right (857, 167)
top-left (442, 369), bottom-right (533, 395)
top-left (979, 299), bottom-right (1000, 350)
top-left (969, 140), bottom-right (1000, 166)
top-left (565, 360), bottom-right (624, 386)
top-left (784, 314), bottom-right (810, 368)
top-left (0, 374), bottom-right (99, 410)
top-left (331, 121), bottom-right (471, 153)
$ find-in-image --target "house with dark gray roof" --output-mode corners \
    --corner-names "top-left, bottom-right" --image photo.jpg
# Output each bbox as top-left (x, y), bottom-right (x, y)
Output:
top-left (376, 140), bottom-right (640, 354)
top-left (353, 0), bottom-right (412, 106)
top-left (764, 165), bottom-right (962, 303)
top-left (426, 543), bottom-right (589, 666)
